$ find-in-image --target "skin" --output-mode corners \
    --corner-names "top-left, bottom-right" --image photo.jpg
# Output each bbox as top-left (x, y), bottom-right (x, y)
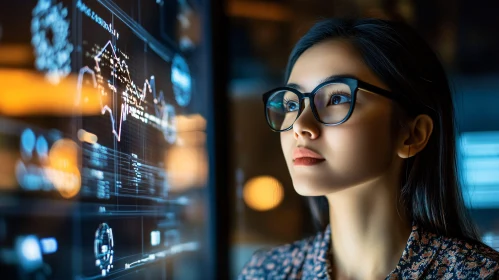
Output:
top-left (281, 39), bottom-right (434, 280)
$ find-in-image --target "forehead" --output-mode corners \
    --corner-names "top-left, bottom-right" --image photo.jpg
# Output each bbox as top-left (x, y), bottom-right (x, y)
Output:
top-left (287, 39), bottom-right (387, 92)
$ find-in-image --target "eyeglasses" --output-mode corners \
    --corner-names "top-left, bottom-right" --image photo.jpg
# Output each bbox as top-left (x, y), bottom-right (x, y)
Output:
top-left (262, 76), bottom-right (410, 132)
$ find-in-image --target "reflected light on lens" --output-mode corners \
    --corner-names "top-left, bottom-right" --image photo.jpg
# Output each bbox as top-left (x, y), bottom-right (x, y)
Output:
top-left (243, 176), bottom-right (284, 211)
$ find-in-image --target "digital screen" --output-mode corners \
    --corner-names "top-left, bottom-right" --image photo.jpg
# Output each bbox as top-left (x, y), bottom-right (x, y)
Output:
top-left (0, 0), bottom-right (211, 279)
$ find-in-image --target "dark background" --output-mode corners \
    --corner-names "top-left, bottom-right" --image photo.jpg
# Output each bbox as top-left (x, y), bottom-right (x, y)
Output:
top-left (226, 0), bottom-right (499, 277)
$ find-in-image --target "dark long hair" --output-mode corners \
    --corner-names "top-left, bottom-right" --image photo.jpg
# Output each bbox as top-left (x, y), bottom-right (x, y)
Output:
top-left (285, 18), bottom-right (480, 241)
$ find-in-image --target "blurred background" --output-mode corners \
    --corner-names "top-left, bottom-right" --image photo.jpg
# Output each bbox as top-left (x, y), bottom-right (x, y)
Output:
top-left (227, 0), bottom-right (499, 278)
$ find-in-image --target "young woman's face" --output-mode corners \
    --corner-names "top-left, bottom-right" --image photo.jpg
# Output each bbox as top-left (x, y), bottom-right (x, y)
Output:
top-left (281, 39), bottom-right (401, 196)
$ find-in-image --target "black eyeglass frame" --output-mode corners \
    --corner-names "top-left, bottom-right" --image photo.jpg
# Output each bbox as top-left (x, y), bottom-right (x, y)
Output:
top-left (262, 75), bottom-right (411, 132)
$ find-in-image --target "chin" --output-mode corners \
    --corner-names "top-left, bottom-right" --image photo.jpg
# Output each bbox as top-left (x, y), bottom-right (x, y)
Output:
top-left (291, 175), bottom-right (351, 196)
top-left (292, 182), bottom-right (330, 196)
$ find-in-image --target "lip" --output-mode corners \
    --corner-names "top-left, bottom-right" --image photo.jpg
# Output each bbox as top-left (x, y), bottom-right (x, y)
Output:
top-left (293, 147), bottom-right (325, 166)
top-left (293, 147), bottom-right (324, 160)
top-left (293, 157), bottom-right (325, 166)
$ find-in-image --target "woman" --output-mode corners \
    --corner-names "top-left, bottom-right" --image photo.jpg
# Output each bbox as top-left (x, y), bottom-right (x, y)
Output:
top-left (239, 19), bottom-right (499, 279)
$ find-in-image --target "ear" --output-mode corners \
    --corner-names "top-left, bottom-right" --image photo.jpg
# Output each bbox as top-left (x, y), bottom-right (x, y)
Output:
top-left (397, 114), bottom-right (434, 159)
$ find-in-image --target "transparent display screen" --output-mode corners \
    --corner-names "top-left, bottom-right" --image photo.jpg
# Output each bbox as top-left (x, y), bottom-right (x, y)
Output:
top-left (0, 0), bottom-right (210, 279)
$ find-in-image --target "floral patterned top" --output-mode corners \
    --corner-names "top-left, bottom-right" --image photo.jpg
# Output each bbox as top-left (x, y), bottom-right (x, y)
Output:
top-left (238, 223), bottom-right (499, 279)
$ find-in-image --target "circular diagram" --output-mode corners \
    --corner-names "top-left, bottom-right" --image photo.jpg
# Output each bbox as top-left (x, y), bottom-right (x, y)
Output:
top-left (31, 0), bottom-right (73, 84)
top-left (94, 223), bottom-right (114, 276)
top-left (171, 54), bottom-right (192, 107)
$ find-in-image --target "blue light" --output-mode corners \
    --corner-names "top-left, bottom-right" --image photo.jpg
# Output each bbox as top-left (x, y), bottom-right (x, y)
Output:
top-left (172, 68), bottom-right (191, 90)
top-left (16, 161), bottom-right (52, 191)
top-left (16, 235), bottom-right (43, 272)
top-left (151, 231), bottom-right (161, 246)
top-left (459, 131), bottom-right (499, 208)
top-left (40, 237), bottom-right (58, 254)
top-left (36, 136), bottom-right (49, 159)
top-left (171, 54), bottom-right (192, 107)
top-left (21, 129), bottom-right (36, 160)
top-left (21, 236), bottom-right (41, 261)
top-left (161, 104), bottom-right (177, 144)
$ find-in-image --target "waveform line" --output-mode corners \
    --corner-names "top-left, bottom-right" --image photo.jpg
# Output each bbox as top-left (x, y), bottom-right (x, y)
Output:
top-left (76, 65), bottom-right (127, 141)
top-left (95, 40), bottom-right (154, 105)
top-left (140, 76), bottom-right (167, 117)
top-left (101, 103), bottom-right (128, 141)
top-left (75, 66), bottom-right (100, 107)
top-left (77, 40), bottom-right (170, 142)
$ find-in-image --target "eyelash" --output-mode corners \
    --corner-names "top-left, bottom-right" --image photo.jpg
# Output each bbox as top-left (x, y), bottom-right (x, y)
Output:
top-left (328, 90), bottom-right (351, 98)
top-left (283, 91), bottom-right (351, 103)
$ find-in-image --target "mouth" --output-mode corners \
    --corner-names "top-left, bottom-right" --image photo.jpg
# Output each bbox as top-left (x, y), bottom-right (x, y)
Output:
top-left (292, 147), bottom-right (325, 166)
top-left (293, 157), bottom-right (325, 166)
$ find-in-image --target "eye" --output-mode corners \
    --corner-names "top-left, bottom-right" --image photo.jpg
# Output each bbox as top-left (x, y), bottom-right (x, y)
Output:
top-left (284, 99), bottom-right (299, 112)
top-left (328, 93), bottom-right (351, 105)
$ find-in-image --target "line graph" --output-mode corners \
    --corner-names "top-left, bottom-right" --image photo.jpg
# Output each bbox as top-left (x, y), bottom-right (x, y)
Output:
top-left (101, 103), bottom-right (128, 141)
top-left (77, 40), bottom-right (177, 143)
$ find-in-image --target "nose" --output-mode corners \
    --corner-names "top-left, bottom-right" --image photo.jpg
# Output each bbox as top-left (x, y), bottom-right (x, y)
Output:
top-left (292, 98), bottom-right (320, 140)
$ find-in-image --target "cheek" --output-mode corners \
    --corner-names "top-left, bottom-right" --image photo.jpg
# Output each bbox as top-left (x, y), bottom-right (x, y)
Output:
top-left (280, 132), bottom-right (293, 162)
top-left (325, 107), bottom-right (396, 175)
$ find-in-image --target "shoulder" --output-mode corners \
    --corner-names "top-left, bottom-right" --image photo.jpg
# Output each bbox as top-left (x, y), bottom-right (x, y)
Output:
top-left (393, 225), bottom-right (499, 279)
top-left (237, 231), bottom-right (324, 280)
top-left (432, 234), bottom-right (499, 279)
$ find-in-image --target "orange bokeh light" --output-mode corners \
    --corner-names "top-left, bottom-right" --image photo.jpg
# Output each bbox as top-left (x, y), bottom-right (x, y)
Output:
top-left (44, 138), bottom-right (81, 199)
top-left (243, 176), bottom-right (284, 211)
top-left (0, 69), bottom-right (107, 116)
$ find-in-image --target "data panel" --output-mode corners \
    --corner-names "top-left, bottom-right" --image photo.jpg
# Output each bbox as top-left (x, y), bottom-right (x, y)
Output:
top-left (0, 0), bottom-right (211, 279)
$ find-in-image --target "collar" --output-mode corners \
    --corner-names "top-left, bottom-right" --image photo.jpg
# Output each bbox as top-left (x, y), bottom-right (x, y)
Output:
top-left (313, 223), bottom-right (442, 279)
top-left (388, 223), bottom-right (442, 279)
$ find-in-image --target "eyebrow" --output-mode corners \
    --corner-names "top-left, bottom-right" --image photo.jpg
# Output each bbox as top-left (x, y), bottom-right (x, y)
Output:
top-left (286, 74), bottom-right (360, 91)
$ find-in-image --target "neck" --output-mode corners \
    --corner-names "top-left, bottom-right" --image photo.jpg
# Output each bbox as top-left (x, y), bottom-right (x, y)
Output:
top-left (325, 175), bottom-right (412, 280)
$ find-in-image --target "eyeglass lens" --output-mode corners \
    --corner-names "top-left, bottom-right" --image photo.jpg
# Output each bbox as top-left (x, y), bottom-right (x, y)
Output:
top-left (266, 82), bottom-right (353, 131)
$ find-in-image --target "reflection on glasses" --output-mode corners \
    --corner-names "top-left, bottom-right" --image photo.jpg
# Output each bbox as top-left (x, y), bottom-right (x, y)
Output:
top-left (263, 75), bottom-right (413, 132)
